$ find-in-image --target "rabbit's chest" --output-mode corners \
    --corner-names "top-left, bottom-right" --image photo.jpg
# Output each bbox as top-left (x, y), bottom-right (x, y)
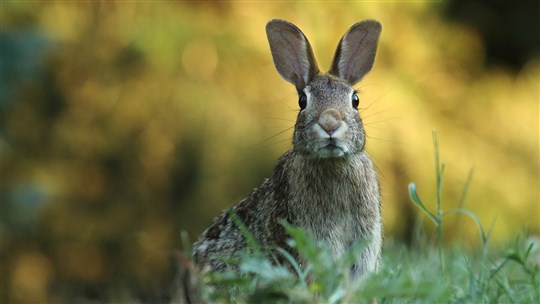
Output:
top-left (285, 153), bottom-right (381, 258)
top-left (291, 183), bottom-right (374, 257)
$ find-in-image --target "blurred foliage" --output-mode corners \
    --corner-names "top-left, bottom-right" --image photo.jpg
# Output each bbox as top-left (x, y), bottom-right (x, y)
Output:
top-left (444, 0), bottom-right (540, 70)
top-left (1, 1), bottom-right (538, 303)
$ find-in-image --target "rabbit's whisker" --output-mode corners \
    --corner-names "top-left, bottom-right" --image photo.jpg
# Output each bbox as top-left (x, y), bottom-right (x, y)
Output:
top-left (251, 126), bottom-right (294, 148)
top-left (359, 83), bottom-right (396, 112)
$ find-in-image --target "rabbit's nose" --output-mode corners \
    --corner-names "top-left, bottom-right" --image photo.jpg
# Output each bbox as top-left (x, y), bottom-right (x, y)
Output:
top-left (318, 108), bottom-right (343, 135)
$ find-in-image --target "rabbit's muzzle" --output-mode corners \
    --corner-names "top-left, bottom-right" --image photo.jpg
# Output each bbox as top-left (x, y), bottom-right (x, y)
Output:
top-left (313, 108), bottom-right (350, 158)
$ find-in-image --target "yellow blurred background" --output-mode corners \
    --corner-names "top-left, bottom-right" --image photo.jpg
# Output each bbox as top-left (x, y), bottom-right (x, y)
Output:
top-left (2, 1), bottom-right (538, 302)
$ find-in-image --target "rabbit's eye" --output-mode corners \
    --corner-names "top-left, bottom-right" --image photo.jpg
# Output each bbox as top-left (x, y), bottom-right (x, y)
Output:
top-left (299, 92), bottom-right (307, 110)
top-left (352, 93), bottom-right (359, 109)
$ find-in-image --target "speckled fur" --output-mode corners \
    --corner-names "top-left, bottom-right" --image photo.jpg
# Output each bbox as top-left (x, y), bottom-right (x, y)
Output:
top-left (192, 19), bottom-right (382, 278)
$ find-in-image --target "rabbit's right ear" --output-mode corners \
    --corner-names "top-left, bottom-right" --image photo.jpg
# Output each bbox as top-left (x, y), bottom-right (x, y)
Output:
top-left (266, 19), bottom-right (319, 91)
top-left (329, 20), bottom-right (381, 85)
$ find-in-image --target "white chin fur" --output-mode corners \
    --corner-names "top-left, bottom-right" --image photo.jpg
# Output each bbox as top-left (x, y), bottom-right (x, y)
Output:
top-left (317, 145), bottom-right (347, 158)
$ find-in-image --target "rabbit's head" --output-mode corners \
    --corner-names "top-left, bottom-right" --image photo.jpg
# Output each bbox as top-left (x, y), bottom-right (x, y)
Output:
top-left (266, 19), bottom-right (381, 159)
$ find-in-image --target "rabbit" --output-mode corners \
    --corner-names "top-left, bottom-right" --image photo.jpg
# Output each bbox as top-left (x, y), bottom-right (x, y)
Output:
top-left (192, 18), bottom-right (382, 278)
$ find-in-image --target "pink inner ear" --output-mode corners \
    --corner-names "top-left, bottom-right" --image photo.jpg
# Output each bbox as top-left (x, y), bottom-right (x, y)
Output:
top-left (279, 30), bottom-right (311, 86)
top-left (267, 20), bottom-right (320, 89)
top-left (330, 21), bottom-right (381, 85)
top-left (338, 30), bottom-right (369, 81)
top-left (297, 37), bottom-right (312, 86)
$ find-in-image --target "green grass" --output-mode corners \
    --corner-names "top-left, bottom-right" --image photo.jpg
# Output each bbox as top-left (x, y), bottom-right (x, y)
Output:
top-left (200, 232), bottom-right (539, 303)
top-left (195, 134), bottom-right (540, 303)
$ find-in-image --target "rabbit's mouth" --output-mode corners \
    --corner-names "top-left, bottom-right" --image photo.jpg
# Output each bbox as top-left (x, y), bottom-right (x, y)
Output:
top-left (317, 142), bottom-right (347, 158)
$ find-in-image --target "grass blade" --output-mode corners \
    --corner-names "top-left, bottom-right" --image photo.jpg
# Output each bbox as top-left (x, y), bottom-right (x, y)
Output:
top-left (409, 182), bottom-right (439, 226)
top-left (443, 208), bottom-right (487, 245)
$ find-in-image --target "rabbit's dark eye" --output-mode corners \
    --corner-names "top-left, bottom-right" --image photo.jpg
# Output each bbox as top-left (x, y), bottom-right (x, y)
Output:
top-left (299, 92), bottom-right (307, 110)
top-left (352, 93), bottom-right (359, 109)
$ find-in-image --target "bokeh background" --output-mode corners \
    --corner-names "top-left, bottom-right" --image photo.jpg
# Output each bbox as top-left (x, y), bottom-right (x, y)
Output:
top-left (2, 1), bottom-right (539, 302)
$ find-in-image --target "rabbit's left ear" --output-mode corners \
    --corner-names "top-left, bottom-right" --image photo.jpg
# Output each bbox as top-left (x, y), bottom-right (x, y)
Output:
top-left (329, 20), bottom-right (381, 85)
top-left (266, 19), bottom-right (320, 91)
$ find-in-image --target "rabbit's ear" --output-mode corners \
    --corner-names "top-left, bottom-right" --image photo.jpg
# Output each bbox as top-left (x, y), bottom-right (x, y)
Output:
top-left (266, 19), bottom-right (319, 90)
top-left (329, 20), bottom-right (381, 85)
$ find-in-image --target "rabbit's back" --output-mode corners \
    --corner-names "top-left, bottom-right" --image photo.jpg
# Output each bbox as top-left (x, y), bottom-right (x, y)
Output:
top-left (192, 176), bottom-right (289, 272)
